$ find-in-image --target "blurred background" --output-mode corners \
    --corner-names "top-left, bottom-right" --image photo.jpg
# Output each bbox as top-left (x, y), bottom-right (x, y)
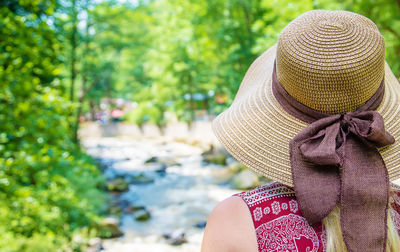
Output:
top-left (1, 0), bottom-right (399, 251)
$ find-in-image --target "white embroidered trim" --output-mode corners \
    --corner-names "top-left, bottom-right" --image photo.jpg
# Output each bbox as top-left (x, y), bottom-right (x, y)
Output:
top-left (238, 182), bottom-right (295, 207)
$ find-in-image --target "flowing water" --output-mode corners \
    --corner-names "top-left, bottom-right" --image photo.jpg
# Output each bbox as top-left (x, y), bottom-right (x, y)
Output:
top-left (83, 136), bottom-right (238, 252)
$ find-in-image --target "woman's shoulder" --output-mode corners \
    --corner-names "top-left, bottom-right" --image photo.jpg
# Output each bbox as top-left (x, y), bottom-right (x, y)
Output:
top-left (201, 182), bottom-right (296, 252)
top-left (201, 196), bottom-right (258, 252)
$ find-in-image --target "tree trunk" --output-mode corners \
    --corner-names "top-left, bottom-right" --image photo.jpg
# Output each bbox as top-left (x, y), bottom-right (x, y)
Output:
top-left (204, 95), bottom-right (209, 114)
top-left (73, 100), bottom-right (83, 144)
top-left (70, 0), bottom-right (78, 102)
top-left (73, 0), bottom-right (90, 143)
top-left (240, 1), bottom-right (252, 41)
top-left (188, 73), bottom-right (195, 128)
top-left (89, 100), bottom-right (96, 121)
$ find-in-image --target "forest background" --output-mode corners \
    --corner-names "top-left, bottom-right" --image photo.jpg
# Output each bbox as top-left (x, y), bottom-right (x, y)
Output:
top-left (1, 0), bottom-right (399, 251)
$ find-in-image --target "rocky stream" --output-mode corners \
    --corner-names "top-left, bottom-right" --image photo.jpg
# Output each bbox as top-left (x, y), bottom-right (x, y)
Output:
top-left (82, 134), bottom-right (266, 252)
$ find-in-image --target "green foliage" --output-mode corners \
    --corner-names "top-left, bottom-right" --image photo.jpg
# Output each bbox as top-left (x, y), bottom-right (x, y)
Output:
top-left (0, 232), bottom-right (65, 252)
top-left (124, 102), bottom-right (166, 127)
top-left (0, 1), bottom-right (105, 250)
top-left (82, 0), bottom-right (399, 126)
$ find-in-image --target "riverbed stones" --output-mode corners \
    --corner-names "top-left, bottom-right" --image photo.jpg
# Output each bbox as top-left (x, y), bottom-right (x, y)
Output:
top-left (161, 157), bottom-right (181, 167)
top-left (228, 162), bottom-right (247, 173)
top-left (132, 206), bottom-right (151, 221)
top-left (145, 155), bottom-right (180, 167)
top-left (87, 237), bottom-right (103, 252)
top-left (144, 162), bottom-right (167, 173)
top-left (107, 197), bottom-right (124, 217)
top-left (163, 230), bottom-right (187, 246)
top-left (203, 153), bottom-right (226, 165)
top-left (125, 205), bottom-right (145, 214)
top-left (201, 145), bottom-right (215, 156)
top-left (201, 146), bottom-right (229, 165)
top-left (106, 178), bottom-right (129, 192)
top-left (194, 221), bottom-right (207, 229)
top-left (82, 136), bottom-right (240, 251)
top-left (230, 170), bottom-right (260, 190)
top-left (145, 156), bottom-right (158, 163)
top-left (98, 217), bottom-right (123, 238)
top-left (130, 173), bottom-right (154, 184)
top-left (108, 205), bottom-right (123, 216)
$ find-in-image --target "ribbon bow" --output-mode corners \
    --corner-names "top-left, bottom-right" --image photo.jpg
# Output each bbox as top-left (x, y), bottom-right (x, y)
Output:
top-left (291, 111), bottom-right (394, 252)
top-left (272, 61), bottom-right (395, 252)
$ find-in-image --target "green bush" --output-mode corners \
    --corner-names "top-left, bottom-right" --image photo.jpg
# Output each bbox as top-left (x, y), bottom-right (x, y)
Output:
top-left (0, 88), bottom-right (106, 251)
top-left (0, 1), bottom-right (106, 250)
top-left (124, 102), bottom-right (166, 127)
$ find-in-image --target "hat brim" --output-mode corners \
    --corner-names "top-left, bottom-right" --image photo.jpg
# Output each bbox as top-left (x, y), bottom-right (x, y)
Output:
top-left (212, 44), bottom-right (400, 187)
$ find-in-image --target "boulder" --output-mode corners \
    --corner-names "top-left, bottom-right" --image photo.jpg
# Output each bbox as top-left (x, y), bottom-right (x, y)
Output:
top-left (203, 153), bottom-right (227, 165)
top-left (87, 237), bottom-right (103, 252)
top-left (163, 230), bottom-right (187, 246)
top-left (228, 162), bottom-right (247, 173)
top-left (124, 205), bottom-right (145, 214)
top-left (161, 157), bottom-right (180, 167)
top-left (98, 217), bottom-right (123, 238)
top-left (201, 145), bottom-right (215, 156)
top-left (106, 178), bottom-right (129, 192)
top-left (201, 146), bottom-right (230, 165)
top-left (155, 163), bottom-right (167, 173)
top-left (144, 163), bottom-right (167, 173)
top-left (108, 205), bottom-right (122, 216)
top-left (230, 170), bottom-right (260, 190)
top-left (194, 221), bottom-right (207, 229)
top-left (144, 156), bottom-right (158, 163)
top-left (130, 173), bottom-right (155, 184)
top-left (133, 208), bottom-right (151, 221)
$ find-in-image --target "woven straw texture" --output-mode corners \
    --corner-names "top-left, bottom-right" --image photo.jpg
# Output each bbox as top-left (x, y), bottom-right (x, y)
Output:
top-left (212, 10), bottom-right (400, 187)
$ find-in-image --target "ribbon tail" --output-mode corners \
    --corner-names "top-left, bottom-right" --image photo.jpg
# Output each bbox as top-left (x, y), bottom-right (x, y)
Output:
top-left (340, 136), bottom-right (389, 252)
top-left (290, 139), bottom-right (341, 225)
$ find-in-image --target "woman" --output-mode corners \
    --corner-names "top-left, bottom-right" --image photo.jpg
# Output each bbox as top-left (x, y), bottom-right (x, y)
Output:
top-left (201, 10), bottom-right (400, 252)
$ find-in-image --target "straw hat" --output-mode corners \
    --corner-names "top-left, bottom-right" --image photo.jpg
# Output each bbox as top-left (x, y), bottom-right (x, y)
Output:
top-left (212, 10), bottom-right (400, 187)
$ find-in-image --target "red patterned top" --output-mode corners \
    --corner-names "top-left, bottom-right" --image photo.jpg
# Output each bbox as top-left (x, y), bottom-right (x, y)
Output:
top-left (235, 182), bottom-right (400, 252)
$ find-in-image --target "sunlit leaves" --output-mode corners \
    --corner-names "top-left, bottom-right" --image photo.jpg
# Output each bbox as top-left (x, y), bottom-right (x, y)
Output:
top-left (0, 1), bottom-right (105, 250)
